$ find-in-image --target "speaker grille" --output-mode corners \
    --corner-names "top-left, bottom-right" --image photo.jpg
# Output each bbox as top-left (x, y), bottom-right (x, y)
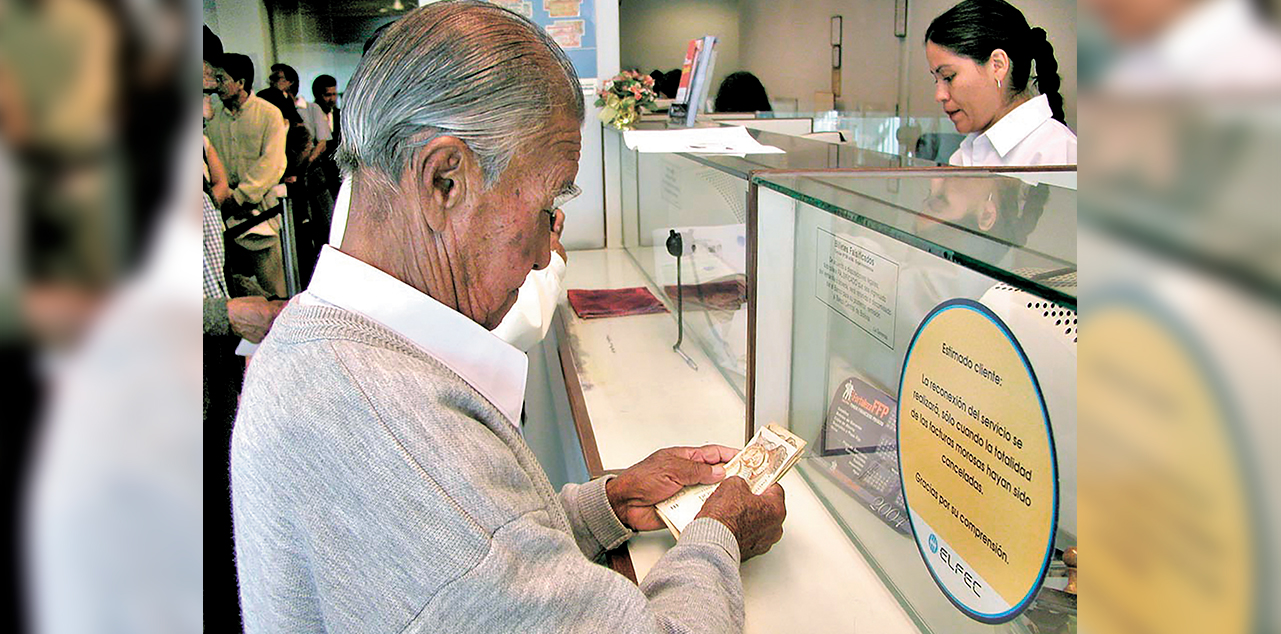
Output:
top-left (990, 282), bottom-right (1077, 345)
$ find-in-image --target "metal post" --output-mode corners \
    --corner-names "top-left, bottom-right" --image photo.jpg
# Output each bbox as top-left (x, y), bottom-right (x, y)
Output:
top-left (278, 198), bottom-right (301, 297)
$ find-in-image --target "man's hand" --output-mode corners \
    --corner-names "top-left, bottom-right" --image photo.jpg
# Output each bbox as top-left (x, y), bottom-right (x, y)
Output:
top-left (695, 476), bottom-right (786, 561)
top-left (550, 208), bottom-right (567, 263)
top-left (220, 196), bottom-right (244, 221)
top-left (605, 444), bottom-right (736, 531)
top-left (228, 296), bottom-right (286, 343)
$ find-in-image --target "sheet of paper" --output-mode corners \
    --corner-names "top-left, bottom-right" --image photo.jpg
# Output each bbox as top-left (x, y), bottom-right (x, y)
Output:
top-left (655, 423), bottom-right (806, 537)
top-left (235, 339), bottom-right (259, 356)
top-left (622, 126), bottom-right (785, 155)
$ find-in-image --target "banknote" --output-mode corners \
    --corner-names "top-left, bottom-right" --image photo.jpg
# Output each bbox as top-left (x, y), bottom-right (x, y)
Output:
top-left (655, 423), bottom-right (806, 538)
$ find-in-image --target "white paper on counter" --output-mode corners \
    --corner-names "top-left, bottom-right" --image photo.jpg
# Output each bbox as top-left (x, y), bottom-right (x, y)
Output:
top-left (235, 339), bottom-right (259, 356)
top-left (622, 126), bottom-right (785, 155)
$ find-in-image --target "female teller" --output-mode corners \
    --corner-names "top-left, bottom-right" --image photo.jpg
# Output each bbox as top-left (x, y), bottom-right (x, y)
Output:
top-left (925, 0), bottom-right (1077, 166)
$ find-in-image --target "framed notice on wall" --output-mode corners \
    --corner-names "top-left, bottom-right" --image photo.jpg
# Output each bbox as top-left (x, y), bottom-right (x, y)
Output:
top-left (489, 0), bottom-right (597, 78)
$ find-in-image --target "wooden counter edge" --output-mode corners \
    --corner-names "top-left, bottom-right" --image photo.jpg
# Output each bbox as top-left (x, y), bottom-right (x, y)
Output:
top-left (553, 310), bottom-right (639, 584)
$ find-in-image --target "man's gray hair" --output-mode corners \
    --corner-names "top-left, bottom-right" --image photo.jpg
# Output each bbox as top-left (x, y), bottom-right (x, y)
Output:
top-left (337, 1), bottom-right (584, 186)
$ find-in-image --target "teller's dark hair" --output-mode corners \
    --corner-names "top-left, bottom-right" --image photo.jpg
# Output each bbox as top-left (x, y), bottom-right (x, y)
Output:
top-left (925, 0), bottom-right (1064, 124)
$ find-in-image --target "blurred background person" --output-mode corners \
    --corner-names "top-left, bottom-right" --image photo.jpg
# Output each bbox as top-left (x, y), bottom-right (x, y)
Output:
top-left (311, 74), bottom-right (342, 199)
top-left (202, 28), bottom-right (286, 629)
top-left (925, 0), bottom-right (1076, 166)
top-left (207, 52), bottom-right (289, 298)
top-left (0, 2), bottom-right (122, 624)
top-left (1084, 0), bottom-right (1281, 91)
top-left (257, 62), bottom-right (305, 126)
top-left (713, 71), bottom-right (772, 113)
top-left (294, 72), bottom-right (334, 272)
top-left (13, 0), bottom-right (204, 630)
top-left (648, 68), bottom-right (681, 99)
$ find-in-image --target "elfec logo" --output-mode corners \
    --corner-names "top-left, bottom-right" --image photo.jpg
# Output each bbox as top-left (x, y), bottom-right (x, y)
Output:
top-left (928, 533), bottom-right (939, 554)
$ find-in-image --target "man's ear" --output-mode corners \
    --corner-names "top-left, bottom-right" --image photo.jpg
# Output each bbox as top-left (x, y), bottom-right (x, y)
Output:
top-left (408, 136), bottom-right (476, 233)
top-left (988, 48), bottom-right (1011, 87)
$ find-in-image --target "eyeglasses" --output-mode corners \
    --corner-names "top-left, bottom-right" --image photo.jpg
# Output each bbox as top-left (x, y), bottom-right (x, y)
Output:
top-left (543, 184), bottom-right (581, 227)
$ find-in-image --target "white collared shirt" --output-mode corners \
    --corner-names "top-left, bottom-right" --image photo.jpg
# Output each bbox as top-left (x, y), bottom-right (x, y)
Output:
top-left (950, 94), bottom-right (1077, 167)
top-left (297, 245), bottom-right (529, 430)
top-left (326, 177), bottom-right (566, 351)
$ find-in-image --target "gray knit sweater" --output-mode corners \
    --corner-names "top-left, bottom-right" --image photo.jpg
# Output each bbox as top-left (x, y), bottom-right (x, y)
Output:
top-left (231, 302), bottom-right (745, 632)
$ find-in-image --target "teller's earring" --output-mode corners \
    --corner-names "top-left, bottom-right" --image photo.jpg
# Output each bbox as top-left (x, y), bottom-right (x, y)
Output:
top-left (997, 78), bottom-right (1002, 90)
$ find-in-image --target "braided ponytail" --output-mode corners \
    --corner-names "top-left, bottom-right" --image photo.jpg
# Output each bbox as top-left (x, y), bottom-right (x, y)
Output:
top-left (926, 1), bottom-right (1068, 122)
top-left (1028, 27), bottom-right (1066, 124)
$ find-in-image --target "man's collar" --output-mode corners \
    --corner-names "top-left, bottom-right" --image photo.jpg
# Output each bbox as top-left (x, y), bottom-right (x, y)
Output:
top-left (978, 94), bottom-right (1053, 158)
top-left (302, 246), bottom-right (528, 429)
top-left (221, 91), bottom-right (251, 115)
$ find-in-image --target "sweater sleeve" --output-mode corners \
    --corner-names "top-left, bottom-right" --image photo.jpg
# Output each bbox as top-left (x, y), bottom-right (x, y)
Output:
top-left (408, 510), bottom-right (744, 634)
top-left (558, 475), bottom-right (633, 561)
top-left (233, 333), bottom-right (746, 633)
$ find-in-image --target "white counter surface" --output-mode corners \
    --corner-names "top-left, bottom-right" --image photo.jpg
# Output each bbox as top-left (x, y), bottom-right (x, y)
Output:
top-left (561, 248), bottom-right (918, 634)
top-left (561, 248), bottom-right (746, 468)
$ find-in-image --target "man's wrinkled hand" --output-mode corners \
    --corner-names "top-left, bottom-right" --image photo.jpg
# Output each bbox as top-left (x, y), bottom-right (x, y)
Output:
top-left (696, 476), bottom-right (786, 561)
top-left (605, 444), bottom-right (737, 531)
top-left (228, 296), bottom-right (286, 343)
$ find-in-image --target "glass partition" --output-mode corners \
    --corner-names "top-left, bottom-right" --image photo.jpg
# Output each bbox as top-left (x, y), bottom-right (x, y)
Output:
top-left (750, 112), bottom-right (962, 161)
top-left (751, 170), bottom-right (1077, 634)
top-left (610, 125), bottom-right (938, 398)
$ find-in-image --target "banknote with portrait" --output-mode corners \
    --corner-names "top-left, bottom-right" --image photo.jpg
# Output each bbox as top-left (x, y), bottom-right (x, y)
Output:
top-left (655, 423), bottom-right (806, 538)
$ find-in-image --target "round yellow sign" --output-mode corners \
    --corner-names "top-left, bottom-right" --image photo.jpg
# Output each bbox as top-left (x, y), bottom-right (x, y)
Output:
top-left (1079, 297), bottom-right (1256, 634)
top-left (898, 299), bottom-right (1058, 623)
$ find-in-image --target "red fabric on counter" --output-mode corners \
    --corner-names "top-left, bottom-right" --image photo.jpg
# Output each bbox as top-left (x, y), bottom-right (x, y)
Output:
top-left (567, 287), bottom-right (669, 319)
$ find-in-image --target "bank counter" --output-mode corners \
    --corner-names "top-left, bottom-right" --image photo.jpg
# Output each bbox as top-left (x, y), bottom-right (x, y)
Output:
top-left (553, 127), bottom-right (1077, 634)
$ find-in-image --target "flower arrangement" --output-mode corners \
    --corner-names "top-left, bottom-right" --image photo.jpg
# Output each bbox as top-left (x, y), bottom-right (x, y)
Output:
top-left (595, 70), bottom-right (658, 131)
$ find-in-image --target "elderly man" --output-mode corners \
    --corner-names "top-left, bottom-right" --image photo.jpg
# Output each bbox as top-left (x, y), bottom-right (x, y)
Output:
top-left (231, 3), bottom-right (786, 632)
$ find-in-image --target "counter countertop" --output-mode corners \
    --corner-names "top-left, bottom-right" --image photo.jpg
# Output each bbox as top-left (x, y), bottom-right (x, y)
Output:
top-left (560, 248), bottom-right (917, 634)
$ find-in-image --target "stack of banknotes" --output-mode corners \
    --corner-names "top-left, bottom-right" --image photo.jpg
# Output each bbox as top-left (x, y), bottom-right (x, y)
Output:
top-left (656, 423), bottom-right (807, 538)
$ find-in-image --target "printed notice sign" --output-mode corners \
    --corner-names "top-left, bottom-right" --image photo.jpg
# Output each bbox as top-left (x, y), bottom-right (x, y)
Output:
top-left (815, 229), bottom-right (898, 348)
top-left (817, 376), bottom-right (909, 534)
top-left (486, 0), bottom-right (596, 78)
top-left (1081, 299), bottom-right (1255, 634)
top-left (897, 299), bottom-right (1058, 623)
top-left (545, 0), bottom-right (581, 17)
top-left (546, 19), bottom-right (585, 49)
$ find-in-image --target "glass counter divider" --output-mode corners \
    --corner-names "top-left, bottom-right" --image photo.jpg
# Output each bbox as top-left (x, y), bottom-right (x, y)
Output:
top-left (745, 166), bottom-right (1077, 634)
top-left (611, 124), bottom-right (950, 429)
top-left (744, 165), bottom-right (1078, 439)
top-left (608, 123), bottom-right (1076, 630)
